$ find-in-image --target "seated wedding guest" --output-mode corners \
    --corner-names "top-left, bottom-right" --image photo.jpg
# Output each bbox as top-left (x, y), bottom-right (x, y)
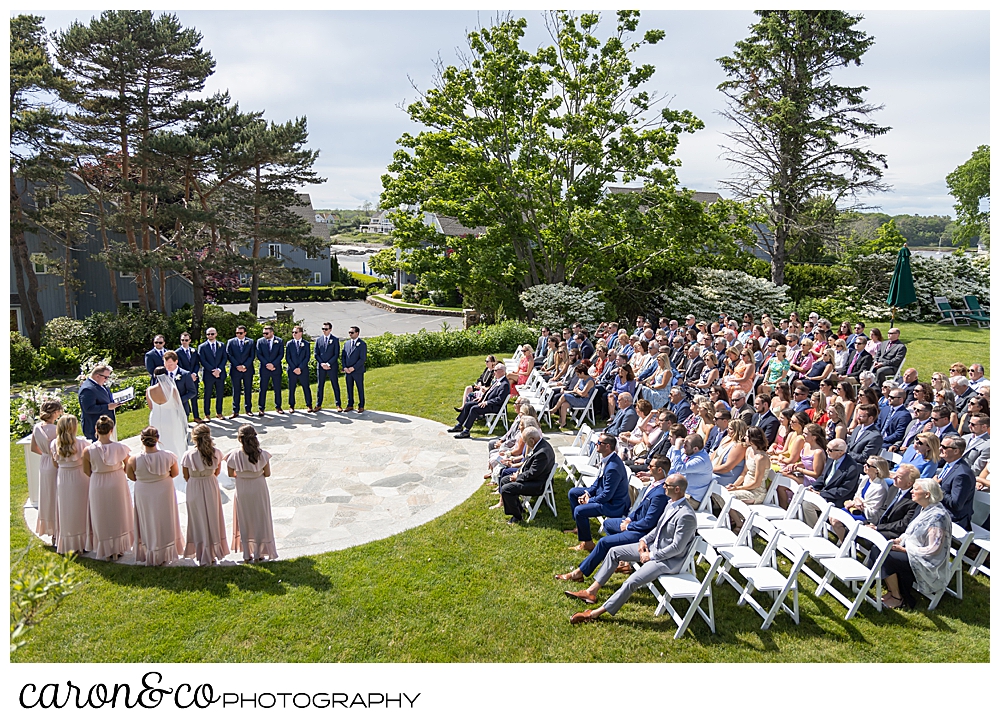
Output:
top-left (83, 415), bottom-right (134, 560)
top-left (836, 320), bottom-right (852, 341)
top-left (460, 355), bottom-right (497, 408)
top-left (774, 411), bottom-right (809, 470)
top-left (879, 386), bottom-right (913, 449)
top-left (488, 405), bottom-right (538, 474)
top-left (553, 364), bottom-right (596, 429)
top-left (957, 394), bottom-right (988, 437)
top-left (541, 341), bottom-right (566, 380)
top-left (750, 393), bottom-right (780, 446)
top-left (723, 347), bottom-right (756, 396)
top-left (808, 391), bottom-right (829, 426)
top-left (590, 344), bottom-right (609, 377)
top-left (934, 434), bottom-right (976, 529)
top-left (604, 392), bottom-right (639, 437)
top-left (819, 377), bottom-right (837, 409)
top-left (666, 386), bottom-right (692, 424)
top-left (667, 432), bottom-right (713, 505)
top-left (690, 352), bottom-right (720, 394)
top-left (826, 402), bottom-right (850, 443)
top-left (844, 456), bottom-right (890, 524)
top-left (801, 348), bottom-right (835, 390)
top-left (801, 439), bottom-right (861, 525)
top-left (126, 426), bottom-right (184, 566)
top-left (565, 473), bottom-right (696, 622)
top-left (534, 327), bottom-right (551, 365)
top-left (51, 415), bottom-right (91, 555)
top-left (865, 327), bottom-right (883, 356)
top-left (975, 459), bottom-right (990, 491)
top-left (497, 426), bottom-right (556, 525)
top-left (791, 384), bottom-right (811, 413)
top-left (607, 362), bottom-right (637, 416)
top-left (576, 332), bottom-right (595, 361)
top-left (619, 398), bottom-right (658, 455)
top-left (847, 404), bottom-right (884, 466)
top-left (880, 478), bottom-right (952, 609)
top-left (31, 399), bottom-right (63, 543)
top-left (962, 413), bottom-right (990, 476)
top-left (894, 402), bottom-right (933, 455)
top-left (836, 380), bottom-right (857, 423)
top-left (784, 422), bottom-right (827, 488)
top-left (906, 383), bottom-right (934, 415)
top-left (448, 364), bottom-right (511, 439)
top-left (934, 389), bottom-right (959, 429)
top-left (488, 417), bottom-right (542, 490)
top-left (181, 424), bottom-right (230, 566)
top-left (898, 432), bottom-right (940, 479)
top-left (626, 410), bottom-right (676, 474)
top-left (730, 390), bottom-right (754, 426)
top-left (762, 344), bottom-right (790, 389)
top-left (508, 344), bottom-right (535, 391)
top-left (727, 426), bottom-right (770, 505)
top-left (556, 455), bottom-right (670, 583)
top-left (629, 339), bottom-right (651, 376)
top-left (637, 353), bottom-right (673, 409)
top-left (711, 418), bottom-right (748, 489)
top-left (691, 401), bottom-right (716, 444)
top-left (831, 338), bottom-right (849, 375)
top-left (769, 408), bottom-right (795, 457)
top-left (709, 384), bottom-right (730, 412)
top-left (565, 434), bottom-right (630, 551)
top-left (870, 463), bottom-right (921, 539)
top-left (226, 425), bottom-right (278, 562)
top-left (549, 348), bottom-right (582, 394)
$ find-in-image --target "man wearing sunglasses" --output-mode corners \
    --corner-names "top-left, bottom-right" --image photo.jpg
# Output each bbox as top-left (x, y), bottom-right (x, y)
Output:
top-left (198, 327), bottom-right (227, 420)
top-left (144, 334), bottom-right (167, 380)
top-left (934, 434), bottom-right (975, 529)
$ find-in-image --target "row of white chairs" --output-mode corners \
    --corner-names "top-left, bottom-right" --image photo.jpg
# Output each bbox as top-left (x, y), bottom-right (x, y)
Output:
top-left (516, 368), bottom-right (598, 429)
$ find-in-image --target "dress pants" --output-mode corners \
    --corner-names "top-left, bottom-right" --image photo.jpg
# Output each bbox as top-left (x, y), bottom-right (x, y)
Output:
top-left (457, 400), bottom-right (492, 430)
top-left (231, 370), bottom-right (253, 414)
top-left (345, 371), bottom-right (365, 407)
top-left (203, 374), bottom-right (225, 416)
top-left (579, 529), bottom-right (644, 576)
top-left (258, 368), bottom-right (282, 410)
top-left (568, 487), bottom-right (606, 542)
top-left (316, 367), bottom-right (341, 407)
top-left (594, 544), bottom-right (673, 615)
top-left (287, 369), bottom-right (312, 409)
top-left (500, 476), bottom-right (545, 521)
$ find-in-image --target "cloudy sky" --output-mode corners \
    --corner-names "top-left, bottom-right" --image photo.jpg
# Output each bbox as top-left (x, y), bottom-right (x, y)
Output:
top-left (32, 7), bottom-right (989, 216)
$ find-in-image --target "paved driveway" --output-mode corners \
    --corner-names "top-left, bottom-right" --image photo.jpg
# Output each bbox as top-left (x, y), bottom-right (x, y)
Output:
top-left (218, 300), bottom-right (460, 337)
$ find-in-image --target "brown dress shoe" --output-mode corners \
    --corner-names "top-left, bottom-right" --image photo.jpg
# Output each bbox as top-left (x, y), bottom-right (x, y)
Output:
top-left (570, 541), bottom-right (595, 552)
top-left (257, 410), bottom-right (265, 417)
top-left (570, 610), bottom-right (597, 625)
top-left (229, 413), bottom-right (239, 419)
top-left (555, 570), bottom-right (584, 582)
top-left (564, 589), bottom-right (598, 604)
top-left (216, 415), bottom-right (225, 420)
top-left (615, 561), bottom-right (633, 574)
top-left (563, 528), bottom-right (579, 535)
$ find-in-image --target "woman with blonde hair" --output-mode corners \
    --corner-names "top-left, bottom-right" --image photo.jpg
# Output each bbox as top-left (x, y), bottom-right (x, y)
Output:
top-left (31, 399), bottom-right (63, 542)
top-left (712, 418), bottom-right (748, 488)
top-left (845, 456), bottom-right (890, 523)
top-left (127, 426), bottom-right (184, 566)
top-left (897, 432), bottom-right (940, 479)
top-left (181, 424), bottom-right (230, 566)
top-left (50, 415), bottom-right (91, 554)
top-left (226, 425), bottom-right (277, 562)
top-left (826, 402), bottom-right (849, 442)
top-left (83, 415), bottom-right (134, 559)
top-left (722, 347), bottom-right (755, 396)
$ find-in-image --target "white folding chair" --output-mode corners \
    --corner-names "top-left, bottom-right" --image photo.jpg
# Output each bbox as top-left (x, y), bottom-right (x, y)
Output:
top-left (737, 534), bottom-right (810, 630)
top-left (814, 526), bottom-right (892, 619)
top-left (567, 388), bottom-right (598, 428)
top-left (879, 449), bottom-right (902, 466)
top-left (916, 522), bottom-right (975, 610)
top-left (797, 507), bottom-right (862, 585)
top-left (696, 483), bottom-right (729, 529)
top-left (521, 464), bottom-right (558, 522)
top-left (484, 393), bottom-right (512, 435)
top-left (747, 474), bottom-right (801, 521)
top-left (967, 524), bottom-right (991, 578)
top-left (648, 538), bottom-right (723, 639)
top-left (698, 498), bottom-right (755, 550)
top-left (971, 488), bottom-right (991, 528)
top-left (715, 516), bottom-right (781, 593)
top-left (773, 496), bottom-right (833, 538)
top-left (556, 424), bottom-right (592, 458)
top-left (503, 346), bottom-right (524, 369)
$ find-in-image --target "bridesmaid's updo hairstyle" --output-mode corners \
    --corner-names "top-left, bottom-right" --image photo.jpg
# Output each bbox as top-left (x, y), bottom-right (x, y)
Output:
top-left (140, 426), bottom-right (160, 448)
top-left (56, 415), bottom-right (79, 458)
top-left (95, 415), bottom-right (115, 436)
top-left (39, 399), bottom-right (63, 422)
top-left (237, 424), bottom-right (262, 465)
top-left (191, 424), bottom-right (216, 467)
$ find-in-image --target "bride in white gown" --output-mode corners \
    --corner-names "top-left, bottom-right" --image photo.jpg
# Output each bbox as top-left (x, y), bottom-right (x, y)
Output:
top-left (147, 368), bottom-right (191, 499)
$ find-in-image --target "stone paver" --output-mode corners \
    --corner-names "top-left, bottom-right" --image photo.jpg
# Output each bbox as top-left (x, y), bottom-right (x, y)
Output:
top-left (219, 300), bottom-right (458, 338)
top-left (22, 409), bottom-right (488, 566)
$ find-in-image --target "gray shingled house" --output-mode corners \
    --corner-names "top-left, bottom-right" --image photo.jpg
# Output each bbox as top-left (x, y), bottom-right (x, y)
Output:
top-left (236, 193), bottom-right (331, 286)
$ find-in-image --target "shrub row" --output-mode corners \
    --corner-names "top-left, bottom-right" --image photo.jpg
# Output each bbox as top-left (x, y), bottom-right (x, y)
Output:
top-left (11, 334), bottom-right (84, 383)
top-left (214, 286), bottom-right (368, 303)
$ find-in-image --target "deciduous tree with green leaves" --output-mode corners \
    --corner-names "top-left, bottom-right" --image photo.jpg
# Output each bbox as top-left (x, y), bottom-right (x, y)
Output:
top-left (946, 145), bottom-right (989, 248)
top-left (717, 10), bottom-right (890, 286)
top-left (381, 11), bottom-right (707, 319)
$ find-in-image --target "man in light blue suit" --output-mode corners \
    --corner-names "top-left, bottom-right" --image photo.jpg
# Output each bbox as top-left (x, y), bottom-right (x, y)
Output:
top-left (341, 325), bottom-right (367, 412)
top-left (285, 325), bottom-right (312, 413)
top-left (565, 434), bottom-right (630, 552)
top-left (557, 455), bottom-right (670, 581)
top-left (256, 324), bottom-right (285, 415)
top-left (666, 432), bottom-right (713, 504)
top-left (313, 321), bottom-right (342, 412)
top-left (198, 327), bottom-right (227, 420)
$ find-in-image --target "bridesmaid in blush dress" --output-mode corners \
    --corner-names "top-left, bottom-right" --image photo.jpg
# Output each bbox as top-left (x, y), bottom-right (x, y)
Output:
top-left (127, 426), bottom-right (184, 566)
top-left (83, 415), bottom-right (134, 560)
top-left (226, 425), bottom-right (277, 562)
top-left (181, 424), bottom-right (230, 566)
top-left (50, 415), bottom-right (92, 555)
top-left (31, 399), bottom-right (64, 543)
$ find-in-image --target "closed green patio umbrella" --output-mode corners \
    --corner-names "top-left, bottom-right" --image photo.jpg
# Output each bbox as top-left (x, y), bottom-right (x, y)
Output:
top-left (887, 242), bottom-right (917, 324)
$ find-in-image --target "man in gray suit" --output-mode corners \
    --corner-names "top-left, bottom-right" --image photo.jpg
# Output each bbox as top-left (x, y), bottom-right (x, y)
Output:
top-left (962, 415), bottom-right (990, 476)
top-left (565, 473), bottom-right (697, 623)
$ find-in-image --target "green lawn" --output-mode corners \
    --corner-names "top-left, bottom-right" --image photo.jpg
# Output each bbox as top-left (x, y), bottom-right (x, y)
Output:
top-left (892, 322), bottom-right (990, 378)
top-left (9, 328), bottom-right (991, 663)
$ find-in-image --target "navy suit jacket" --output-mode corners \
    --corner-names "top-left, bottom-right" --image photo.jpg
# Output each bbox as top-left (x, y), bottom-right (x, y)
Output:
top-left (153, 370), bottom-right (196, 407)
top-left (847, 425), bottom-right (883, 465)
top-left (667, 398), bottom-right (692, 423)
top-left (314, 334), bottom-right (340, 371)
top-left (144, 347), bottom-right (165, 378)
top-left (939, 459), bottom-right (976, 529)
top-left (815, 455), bottom-right (862, 507)
top-left (285, 338), bottom-right (311, 374)
top-left (342, 337), bottom-right (367, 374)
top-left (256, 337), bottom-right (285, 370)
top-left (175, 345), bottom-right (200, 376)
top-left (752, 410), bottom-right (780, 447)
top-left (226, 337), bottom-right (255, 371)
top-left (197, 340), bottom-right (227, 378)
top-left (584, 453), bottom-right (630, 517)
top-left (624, 483), bottom-right (668, 535)
top-left (479, 377), bottom-right (511, 411)
top-left (878, 405), bottom-right (912, 448)
top-left (78, 377), bottom-right (116, 441)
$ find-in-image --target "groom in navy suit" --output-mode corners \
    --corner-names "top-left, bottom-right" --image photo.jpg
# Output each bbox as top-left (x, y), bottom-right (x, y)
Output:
top-left (285, 325), bottom-right (313, 412)
top-left (176, 332), bottom-right (202, 422)
top-left (78, 363), bottom-right (120, 441)
top-left (158, 351), bottom-right (197, 416)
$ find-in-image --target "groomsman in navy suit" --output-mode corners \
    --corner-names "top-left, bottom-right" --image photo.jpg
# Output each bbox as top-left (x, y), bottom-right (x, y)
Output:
top-left (285, 325), bottom-right (313, 413)
top-left (198, 327), bottom-right (227, 420)
top-left (256, 324), bottom-right (285, 415)
top-left (78, 363), bottom-right (120, 441)
top-left (341, 325), bottom-right (367, 412)
top-left (144, 335), bottom-right (167, 379)
top-left (226, 325), bottom-right (255, 418)
top-left (313, 321), bottom-right (342, 412)
top-left (176, 332), bottom-right (202, 422)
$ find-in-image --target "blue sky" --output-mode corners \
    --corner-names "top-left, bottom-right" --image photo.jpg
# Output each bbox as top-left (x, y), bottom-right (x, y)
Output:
top-left (31, 8), bottom-right (990, 216)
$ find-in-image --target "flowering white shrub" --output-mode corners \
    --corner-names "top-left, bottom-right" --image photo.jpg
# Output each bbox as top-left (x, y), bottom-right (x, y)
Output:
top-left (41, 317), bottom-right (89, 350)
top-left (76, 355), bottom-right (115, 385)
top-left (14, 386), bottom-right (63, 427)
top-left (658, 267), bottom-right (790, 321)
top-left (519, 283), bottom-right (608, 329)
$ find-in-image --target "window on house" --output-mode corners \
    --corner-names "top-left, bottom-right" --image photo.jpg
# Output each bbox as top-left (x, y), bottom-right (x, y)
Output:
top-left (306, 247), bottom-right (322, 259)
top-left (119, 270), bottom-right (135, 279)
top-left (313, 272), bottom-right (322, 284)
top-left (239, 273), bottom-right (250, 285)
top-left (33, 261), bottom-right (49, 274)
top-left (268, 244), bottom-right (281, 259)
top-left (120, 300), bottom-right (140, 309)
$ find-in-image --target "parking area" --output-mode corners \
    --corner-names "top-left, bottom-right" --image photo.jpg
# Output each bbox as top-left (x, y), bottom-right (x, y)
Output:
top-left (218, 300), bottom-right (460, 338)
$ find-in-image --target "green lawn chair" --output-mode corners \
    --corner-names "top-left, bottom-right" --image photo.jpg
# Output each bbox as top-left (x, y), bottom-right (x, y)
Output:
top-left (963, 295), bottom-right (991, 328)
top-left (934, 296), bottom-right (971, 326)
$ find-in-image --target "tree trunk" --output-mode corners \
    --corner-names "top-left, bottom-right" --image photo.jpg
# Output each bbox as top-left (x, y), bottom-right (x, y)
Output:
top-left (10, 173), bottom-right (46, 346)
top-left (94, 202), bottom-right (121, 309)
top-left (120, 120), bottom-right (151, 311)
top-left (158, 268), bottom-right (167, 314)
top-left (249, 165), bottom-right (262, 317)
top-left (64, 239), bottom-right (74, 317)
top-left (191, 267), bottom-right (206, 341)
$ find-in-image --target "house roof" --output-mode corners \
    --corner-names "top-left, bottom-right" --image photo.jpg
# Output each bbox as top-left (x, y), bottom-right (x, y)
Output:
top-left (435, 215), bottom-right (488, 237)
top-left (293, 193), bottom-right (331, 241)
top-left (606, 185), bottom-right (723, 206)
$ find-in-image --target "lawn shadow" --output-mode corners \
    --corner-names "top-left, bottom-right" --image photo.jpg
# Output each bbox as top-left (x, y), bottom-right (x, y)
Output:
top-left (75, 554), bottom-right (333, 598)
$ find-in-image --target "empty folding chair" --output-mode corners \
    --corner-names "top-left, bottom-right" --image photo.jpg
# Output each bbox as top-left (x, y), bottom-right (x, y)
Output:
top-left (915, 522), bottom-right (975, 610)
top-left (814, 526), bottom-right (892, 619)
top-left (698, 498), bottom-right (755, 550)
top-left (556, 424), bottom-right (592, 458)
top-left (797, 507), bottom-right (862, 585)
top-left (773, 496), bottom-right (833, 538)
top-left (747, 474), bottom-right (802, 521)
top-left (649, 538), bottom-right (723, 639)
top-left (715, 516), bottom-right (781, 594)
top-left (484, 393), bottom-right (512, 435)
top-left (736, 534), bottom-right (810, 630)
top-left (696, 483), bottom-right (730, 529)
top-left (967, 524), bottom-right (991, 578)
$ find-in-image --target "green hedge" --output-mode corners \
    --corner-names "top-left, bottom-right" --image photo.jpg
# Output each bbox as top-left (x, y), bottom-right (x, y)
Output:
top-left (783, 264), bottom-right (854, 302)
top-left (215, 286), bottom-right (368, 303)
top-left (365, 321), bottom-right (536, 369)
top-left (10, 333), bottom-right (84, 383)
